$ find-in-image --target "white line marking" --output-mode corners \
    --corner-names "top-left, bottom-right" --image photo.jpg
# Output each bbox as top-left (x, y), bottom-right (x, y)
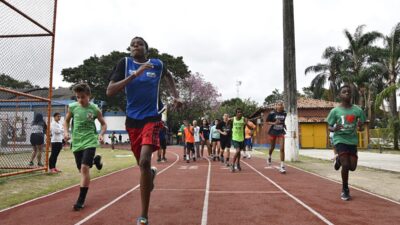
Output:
top-left (252, 151), bottom-right (400, 205)
top-left (0, 166), bottom-right (136, 213)
top-left (74, 152), bottom-right (180, 225)
top-left (287, 164), bottom-right (400, 205)
top-left (242, 161), bottom-right (334, 225)
top-left (210, 191), bottom-right (283, 194)
top-left (150, 189), bottom-right (282, 194)
top-left (201, 157), bottom-right (211, 225)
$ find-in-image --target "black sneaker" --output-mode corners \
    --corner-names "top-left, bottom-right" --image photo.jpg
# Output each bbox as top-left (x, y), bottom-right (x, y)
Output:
top-left (183, 155), bottom-right (186, 161)
top-left (341, 188), bottom-right (351, 201)
top-left (157, 158), bottom-right (162, 163)
top-left (220, 156), bottom-right (224, 163)
top-left (334, 157), bottom-right (341, 171)
top-left (29, 161), bottom-right (34, 166)
top-left (213, 156), bottom-right (216, 161)
top-left (193, 157), bottom-right (196, 162)
top-left (73, 202), bottom-right (85, 211)
top-left (150, 167), bottom-right (157, 192)
top-left (237, 164), bottom-right (242, 171)
top-left (93, 155), bottom-right (103, 170)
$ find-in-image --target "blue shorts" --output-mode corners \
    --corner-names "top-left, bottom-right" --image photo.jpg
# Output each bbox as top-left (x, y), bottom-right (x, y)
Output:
top-left (244, 138), bottom-right (252, 147)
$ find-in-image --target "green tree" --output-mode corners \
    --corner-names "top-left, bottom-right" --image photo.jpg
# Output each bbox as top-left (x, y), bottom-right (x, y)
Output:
top-left (374, 22), bottom-right (400, 149)
top-left (0, 74), bottom-right (39, 89)
top-left (304, 47), bottom-right (344, 101)
top-left (61, 49), bottom-right (190, 111)
top-left (341, 25), bottom-right (382, 108)
top-left (264, 89), bottom-right (284, 105)
top-left (210, 98), bottom-right (258, 120)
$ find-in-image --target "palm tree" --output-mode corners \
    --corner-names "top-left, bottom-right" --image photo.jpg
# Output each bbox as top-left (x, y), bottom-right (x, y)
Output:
top-left (305, 47), bottom-right (344, 101)
top-left (374, 22), bottom-right (400, 149)
top-left (341, 25), bottom-right (382, 108)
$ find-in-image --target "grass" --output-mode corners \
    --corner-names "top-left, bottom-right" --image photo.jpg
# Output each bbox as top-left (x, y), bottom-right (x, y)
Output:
top-left (0, 148), bottom-right (136, 210)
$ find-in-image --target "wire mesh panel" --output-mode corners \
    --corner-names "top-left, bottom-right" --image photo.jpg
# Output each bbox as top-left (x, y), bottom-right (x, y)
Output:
top-left (0, 0), bottom-right (58, 177)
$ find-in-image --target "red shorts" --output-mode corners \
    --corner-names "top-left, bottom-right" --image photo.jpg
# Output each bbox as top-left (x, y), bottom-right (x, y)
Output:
top-left (127, 121), bottom-right (162, 161)
top-left (270, 135), bottom-right (285, 140)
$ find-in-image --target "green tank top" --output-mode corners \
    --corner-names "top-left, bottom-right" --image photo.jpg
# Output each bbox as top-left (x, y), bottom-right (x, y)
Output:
top-left (232, 117), bottom-right (245, 142)
top-left (69, 102), bottom-right (99, 152)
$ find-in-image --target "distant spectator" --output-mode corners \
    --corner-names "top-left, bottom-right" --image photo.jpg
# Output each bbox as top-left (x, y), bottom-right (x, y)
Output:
top-left (29, 113), bottom-right (47, 167)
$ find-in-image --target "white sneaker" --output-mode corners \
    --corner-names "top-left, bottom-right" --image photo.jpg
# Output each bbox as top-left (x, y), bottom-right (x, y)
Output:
top-left (247, 153), bottom-right (251, 159)
top-left (279, 166), bottom-right (286, 174)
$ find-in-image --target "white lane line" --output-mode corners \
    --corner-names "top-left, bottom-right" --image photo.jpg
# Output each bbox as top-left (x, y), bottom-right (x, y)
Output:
top-left (0, 166), bottom-right (135, 213)
top-left (74, 152), bottom-right (180, 225)
top-left (210, 191), bottom-right (283, 194)
top-left (252, 150), bottom-right (400, 205)
top-left (149, 189), bottom-right (282, 194)
top-left (242, 161), bottom-right (334, 225)
top-left (287, 164), bottom-right (400, 205)
top-left (201, 157), bottom-right (211, 225)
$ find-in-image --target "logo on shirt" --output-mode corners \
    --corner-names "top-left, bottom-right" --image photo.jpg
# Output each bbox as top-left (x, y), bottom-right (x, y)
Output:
top-left (146, 72), bottom-right (156, 78)
top-left (346, 114), bottom-right (355, 124)
top-left (87, 112), bottom-right (94, 121)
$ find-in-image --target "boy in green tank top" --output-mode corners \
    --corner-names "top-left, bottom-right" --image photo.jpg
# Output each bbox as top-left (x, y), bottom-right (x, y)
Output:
top-left (230, 108), bottom-right (252, 172)
top-left (64, 83), bottom-right (107, 211)
top-left (326, 85), bottom-right (365, 201)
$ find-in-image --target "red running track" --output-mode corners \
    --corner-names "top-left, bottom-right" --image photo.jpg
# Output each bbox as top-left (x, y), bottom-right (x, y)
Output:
top-left (1, 146), bottom-right (400, 225)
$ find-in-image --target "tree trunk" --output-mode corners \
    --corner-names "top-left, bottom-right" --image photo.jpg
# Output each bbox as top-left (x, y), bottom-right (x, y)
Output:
top-left (283, 0), bottom-right (299, 161)
top-left (389, 90), bottom-right (399, 150)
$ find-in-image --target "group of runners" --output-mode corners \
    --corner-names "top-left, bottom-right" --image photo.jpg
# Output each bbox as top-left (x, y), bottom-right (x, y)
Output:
top-left (62, 36), bottom-right (364, 224)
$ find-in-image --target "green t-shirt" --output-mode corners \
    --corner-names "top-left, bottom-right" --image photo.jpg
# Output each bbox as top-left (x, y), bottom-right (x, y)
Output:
top-left (326, 105), bottom-right (366, 146)
top-left (232, 117), bottom-right (245, 142)
top-left (69, 102), bottom-right (100, 152)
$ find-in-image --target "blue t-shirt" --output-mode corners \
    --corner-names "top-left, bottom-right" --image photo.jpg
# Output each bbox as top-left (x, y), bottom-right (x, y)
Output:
top-left (111, 57), bottom-right (165, 122)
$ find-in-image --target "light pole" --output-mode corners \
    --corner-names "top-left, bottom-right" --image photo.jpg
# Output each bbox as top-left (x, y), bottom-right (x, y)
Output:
top-left (283, 0), bottom-right (299, 161)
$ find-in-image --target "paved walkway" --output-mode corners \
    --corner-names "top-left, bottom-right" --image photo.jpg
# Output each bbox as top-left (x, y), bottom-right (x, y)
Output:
top-left (300, 149), bottom-right (400, 172)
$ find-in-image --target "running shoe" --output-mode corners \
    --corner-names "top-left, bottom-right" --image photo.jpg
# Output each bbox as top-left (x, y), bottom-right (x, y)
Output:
top-left (54, 168), bottom-right (62, 172)
top-left (37, 162), bottom-right (44, 167)
top-left (220, 156), bottom-right (224, 163)
top-left (29, 161), bottom-right (34, 166)
top-left (341, 188), bottom-right (351, 201)
top-left (150, 167), bottom-right (157, 192)
top-left (93, 155), bottom-right (103, 170)
top-left (334, 156), bottom-right (341, 171)
top-left (49, 168), bottom-right (57, 174)
top-left (279, 166), bottom-right (286, 174)
top-left (73, 202), bottom-right (84, 211)
top-left (267, 157), bottom-right (272, 166)
top-left (193, 157), bottom-right (196, 162)
top-left (136, 217), bottom-right (149, 225)
top-left (162, 157), bottom-right (167, 162)
top-left (230, 164), bottom-right (236, 172)
top-left (157, 158), bottom-right (162, 163)
top-left (247, 152), bottom-right (251, 159)
top-left (236, 164), bottom-right (242, 171)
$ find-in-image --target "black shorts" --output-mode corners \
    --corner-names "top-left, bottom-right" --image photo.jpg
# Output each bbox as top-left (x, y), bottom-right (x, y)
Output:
top-left (220, 139), bottom-right (231, 149)
top-left (160, 139), bottom-right (167, 150)
top-left (30, 133), bottom-right (44, 146)
top-left (211, 138), bottom-right (220, 143)
top-left (335, 143), bottom-right (358, 157)
top-left (232, 140), bottom-right (245, 150)
top-left (73, 148), bottom-right (96, 170)
top-left (186, 142), bottom-right (195, 152)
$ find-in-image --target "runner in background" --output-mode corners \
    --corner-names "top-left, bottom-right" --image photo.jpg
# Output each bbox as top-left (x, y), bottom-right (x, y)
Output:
top-left (200, 119), bottom-right (211, 159)
top-left (193, 120), bottom-right (201, 159)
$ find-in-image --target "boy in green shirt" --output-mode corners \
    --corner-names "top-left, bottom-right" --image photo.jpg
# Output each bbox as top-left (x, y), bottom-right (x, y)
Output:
top-left (64, 83), bottom-right (107, 210)
top-left (230, 108), bottom-right (253, 172)
top-left (326, 85), bottom-right (365, 201)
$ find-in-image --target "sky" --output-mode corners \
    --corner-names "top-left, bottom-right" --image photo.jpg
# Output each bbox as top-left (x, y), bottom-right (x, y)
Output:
top-left (50, 0), bottom-right (400, 105)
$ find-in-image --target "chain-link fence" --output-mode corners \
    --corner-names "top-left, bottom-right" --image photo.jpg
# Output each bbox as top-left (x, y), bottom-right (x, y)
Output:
top-left (0, 0), bottom-right (58, 177)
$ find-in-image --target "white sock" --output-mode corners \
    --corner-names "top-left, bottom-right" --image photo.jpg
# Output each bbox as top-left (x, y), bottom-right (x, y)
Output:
top-left (281, 162), bottom-right (284, 168)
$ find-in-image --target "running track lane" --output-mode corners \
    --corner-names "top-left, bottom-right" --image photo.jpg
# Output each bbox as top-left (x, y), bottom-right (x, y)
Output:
top-left (206, 158), bottom-right (329, 225)
top-left (74, 149), bottom-right (209, 225)
top-left (242, 155), bottom-right (400, 225)
top-left (0, 151), bottom-right (179, 225)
